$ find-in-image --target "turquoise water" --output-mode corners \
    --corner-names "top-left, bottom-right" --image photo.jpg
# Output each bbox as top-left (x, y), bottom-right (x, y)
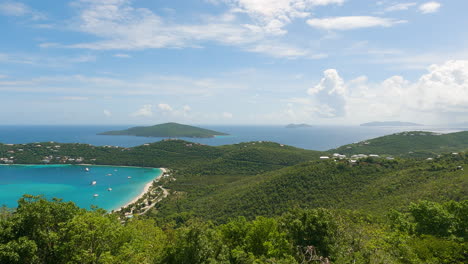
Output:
top-left (0, 165), bottom-right (162, 211)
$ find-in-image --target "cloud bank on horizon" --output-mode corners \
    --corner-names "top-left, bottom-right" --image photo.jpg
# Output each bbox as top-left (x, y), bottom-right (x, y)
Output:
top-left (0, 0), bottom-right (467, 125)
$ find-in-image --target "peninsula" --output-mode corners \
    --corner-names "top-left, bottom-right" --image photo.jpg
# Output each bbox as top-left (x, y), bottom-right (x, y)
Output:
top-left (98, 122), bottom-right (228, 138)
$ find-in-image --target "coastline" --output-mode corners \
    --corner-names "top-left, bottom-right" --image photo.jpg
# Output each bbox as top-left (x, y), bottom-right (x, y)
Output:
top-left (115, 168), bottom-right (167, 211)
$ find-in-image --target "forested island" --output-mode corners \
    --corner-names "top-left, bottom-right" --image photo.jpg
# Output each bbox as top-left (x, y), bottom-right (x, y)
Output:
top-left (0, 131), bottom-right (467, 263)
top-left (98, 122), bottom-right (228, 138)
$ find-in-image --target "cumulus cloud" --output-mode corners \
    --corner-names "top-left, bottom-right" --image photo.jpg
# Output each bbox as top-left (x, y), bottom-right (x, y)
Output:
top-left (290, 60), bottom-right (468, 123)
top-left (419, 1), bottom-right (441, 14)
top-left (132, 104), bottom-right (153, 117)
top-left (307, 69), bottom-right (347, 117)
top-left (307, 16), bottom-right (406, 30)
top-left (158, 103), bottom-right (173, 112)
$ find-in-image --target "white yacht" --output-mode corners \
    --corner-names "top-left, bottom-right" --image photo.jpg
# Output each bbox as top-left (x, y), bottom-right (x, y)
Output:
top-left (91, 181), bottom-right (97, 185)
top-left (93, 194), bottom-right (99, 197)
top-left (107, 187), bottom-right (112, 191)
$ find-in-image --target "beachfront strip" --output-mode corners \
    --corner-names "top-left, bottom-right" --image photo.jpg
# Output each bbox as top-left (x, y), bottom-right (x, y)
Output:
top-left (115, 168), bottom-right (172, 220)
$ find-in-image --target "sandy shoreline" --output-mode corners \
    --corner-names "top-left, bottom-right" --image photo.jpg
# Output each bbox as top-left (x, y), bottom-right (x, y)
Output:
top-left (115, 168), bottom-right (167, 211)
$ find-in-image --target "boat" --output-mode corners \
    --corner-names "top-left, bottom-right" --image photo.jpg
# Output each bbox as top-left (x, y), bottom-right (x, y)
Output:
top-left (85, 167), bottom-right (90, 172)
top-left (127, 176), bottom-right (132, 179)
top-left (93, 194), bottom-right (99, 197)
top-left (106, 173), bottom-right (112, 176)
top-left (91, 181), bottom-right (97, 185)
top-left (107, 187), bottom-right (112, 191)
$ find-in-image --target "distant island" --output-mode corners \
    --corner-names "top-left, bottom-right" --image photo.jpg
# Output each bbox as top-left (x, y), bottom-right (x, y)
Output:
top-left (98, 122), bottom-right (228, 138)
top-left (285, 123), bottom-right (312, 128)
top-left (360, 121), bottom-right (423, 127)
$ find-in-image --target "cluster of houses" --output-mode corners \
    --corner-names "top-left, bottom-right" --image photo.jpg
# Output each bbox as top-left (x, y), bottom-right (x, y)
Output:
top-left (320, 153), bottom-right (393, 164)
top-left (0, 157), bottom-right (14, 164)
top-left (41, 155), bottom-right (85, 164)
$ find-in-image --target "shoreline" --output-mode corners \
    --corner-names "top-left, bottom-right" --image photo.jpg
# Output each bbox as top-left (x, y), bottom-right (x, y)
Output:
top-left (115, 168), bottom-right (167, 212)
top-left (0, 164), bottom-right (158, 169)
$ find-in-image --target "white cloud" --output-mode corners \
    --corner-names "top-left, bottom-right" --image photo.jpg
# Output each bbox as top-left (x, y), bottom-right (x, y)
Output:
top-left (384, 2), bottom-right (416, 12)
top-left (103, 109), bottom-right (112, 117)
top-left (183, 105), bottom-right (191, 112)
top-left (224, 0), bottom-right (345, 35)
top-left (132, 104), bottom-right (153, 117)
top-left (307, 16), bottom-right (406, 30)
top-left (287, 60), bottom-right (468, 123)
top-left (0, 1), bottom-right (45, 20)
top-left (247, 43), bottom-right (326, 59)
top-left (307, 69), bottom-right (347, 117)
top-left (419, 1), bottom-right (441, 14)
top-left (113, 53), bottom-right (131, 58)
top-left (69, 0), bottom-right (261, 50)
top-left (64, 0), bottom-right (321, 59)
top-left (0, 74), bottom-right (7, 79)
top-left (158, 103), bottom-right (173, 112)
top-left (222, 112), bottom-right (233, 118)
top-left (0, 52), bottom-right (95, 67)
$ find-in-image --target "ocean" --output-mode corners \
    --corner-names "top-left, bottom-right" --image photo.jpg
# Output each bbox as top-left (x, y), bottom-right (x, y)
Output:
top-left (0, 165), bottom-right (161, 211)
top-left (0, 125), bottom-right (463, 151)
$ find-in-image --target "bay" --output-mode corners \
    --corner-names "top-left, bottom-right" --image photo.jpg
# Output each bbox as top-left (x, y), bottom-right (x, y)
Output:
top-left (0, 165), bottom-right (162, 211)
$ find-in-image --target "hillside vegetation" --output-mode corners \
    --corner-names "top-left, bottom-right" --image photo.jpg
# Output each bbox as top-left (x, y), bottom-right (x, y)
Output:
top-left (331, 131), bottom-right (468, 158)
top-left (98, 122), bottom-right (228, 138)
top-left (1, 196), bottom-right (466, 263)
top-left (154, 152), bottom-right (467, 223)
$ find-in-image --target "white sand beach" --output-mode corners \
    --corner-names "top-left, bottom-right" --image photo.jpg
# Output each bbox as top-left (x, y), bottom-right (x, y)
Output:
top-left (115, 168), bottom-right (167, 211)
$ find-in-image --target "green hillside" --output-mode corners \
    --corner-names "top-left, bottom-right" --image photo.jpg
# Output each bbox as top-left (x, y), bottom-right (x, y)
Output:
top-left (154, 152), bottom-right (467, 222)
top-left (98, 122), bottom-right (228, 138)
top-left (331, 131), bottom-right (468, 158)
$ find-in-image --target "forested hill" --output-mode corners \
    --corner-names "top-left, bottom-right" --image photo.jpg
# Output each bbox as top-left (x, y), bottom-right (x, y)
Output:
top-left (330, 131), bottom-right (468, 158)
top-left (155, 152), bottom-right (467, 222)
top-left (98, 122), bottom-right (228, 138)
top-left (0, 139), bottom-right (323, 172)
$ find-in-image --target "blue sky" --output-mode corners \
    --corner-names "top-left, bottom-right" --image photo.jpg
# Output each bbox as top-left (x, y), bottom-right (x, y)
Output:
top-left (0, 0), bottom-right (467, 125)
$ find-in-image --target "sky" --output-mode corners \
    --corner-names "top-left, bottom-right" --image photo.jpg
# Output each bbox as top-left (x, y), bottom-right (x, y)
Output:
top-left (0, 0), bottom-right (467, 125)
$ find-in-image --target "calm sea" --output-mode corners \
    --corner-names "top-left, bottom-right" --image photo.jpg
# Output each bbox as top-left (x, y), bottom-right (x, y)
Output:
top-left (0, 165), bottom-right (161, 211)
top-left (0, 125), bottom-right (463, 151)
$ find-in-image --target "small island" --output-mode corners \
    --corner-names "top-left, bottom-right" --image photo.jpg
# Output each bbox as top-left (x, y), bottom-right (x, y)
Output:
top-left (285, 123), bottom-right (312, 128)
top-left (98, 122), bottom-right (228, 138)
top-left (360, 121), bottom-right (423, 127)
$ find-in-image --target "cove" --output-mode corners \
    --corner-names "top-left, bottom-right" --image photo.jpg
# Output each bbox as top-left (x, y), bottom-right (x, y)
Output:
top-left (0, 165), bottom-right (162, 211)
